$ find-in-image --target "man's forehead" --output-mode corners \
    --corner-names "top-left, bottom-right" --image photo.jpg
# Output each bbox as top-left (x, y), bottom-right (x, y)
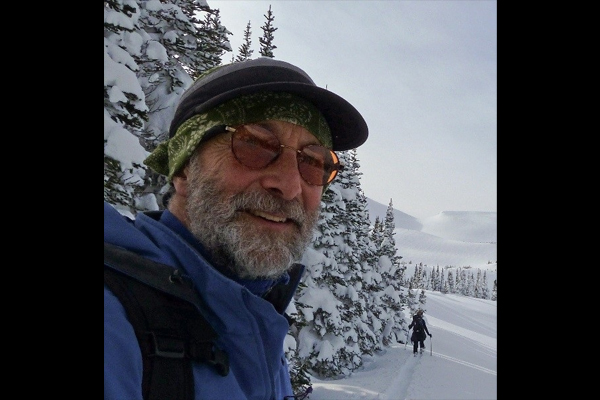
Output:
top-left (247, 120), bottom-right (320, 144)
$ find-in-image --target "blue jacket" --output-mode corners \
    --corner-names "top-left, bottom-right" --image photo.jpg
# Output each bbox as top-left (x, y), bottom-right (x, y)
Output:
top-left (104, 202), bottom-right (302, 400)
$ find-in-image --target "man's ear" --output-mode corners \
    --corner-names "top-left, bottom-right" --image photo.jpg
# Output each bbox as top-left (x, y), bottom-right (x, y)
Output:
top-left (172, 166), bottom-right (189, 197)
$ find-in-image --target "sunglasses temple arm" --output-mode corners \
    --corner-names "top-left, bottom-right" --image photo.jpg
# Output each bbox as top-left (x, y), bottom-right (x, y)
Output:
top-left (200, 124), bottom-right (231, 143)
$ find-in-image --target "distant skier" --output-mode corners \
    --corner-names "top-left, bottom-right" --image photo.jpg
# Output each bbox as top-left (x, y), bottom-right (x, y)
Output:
top-left (409, 309), bottom-right (432, 355)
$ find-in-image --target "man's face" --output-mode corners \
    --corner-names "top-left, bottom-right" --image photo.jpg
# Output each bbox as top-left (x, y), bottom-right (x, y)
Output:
top-left (183, 120), bottom-right (325, 280)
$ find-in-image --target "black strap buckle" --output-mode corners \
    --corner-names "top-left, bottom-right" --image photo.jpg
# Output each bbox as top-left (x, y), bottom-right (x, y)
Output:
top-left (147, 331), bottom-right (186, 359)
top-left (146, 332), bottom-right (229, 376)
top-left (209, 346), bottom-right (229, 376)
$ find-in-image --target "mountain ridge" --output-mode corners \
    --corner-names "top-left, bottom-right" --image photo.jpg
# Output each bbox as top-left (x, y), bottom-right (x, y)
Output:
top-left (366, 198), bottom-right (497, 270)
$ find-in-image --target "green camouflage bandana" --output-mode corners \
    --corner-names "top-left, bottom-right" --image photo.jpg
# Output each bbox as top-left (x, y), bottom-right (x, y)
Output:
top-left (144, 92), bottom-right (332, 179)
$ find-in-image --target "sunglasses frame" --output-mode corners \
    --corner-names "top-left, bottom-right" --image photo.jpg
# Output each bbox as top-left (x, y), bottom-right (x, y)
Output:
top-left (225, 125), bottom-right (341, 186)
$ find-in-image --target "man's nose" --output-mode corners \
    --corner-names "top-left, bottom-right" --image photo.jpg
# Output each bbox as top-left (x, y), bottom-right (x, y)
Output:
top-left (259, 148), bottom-right (303, 200)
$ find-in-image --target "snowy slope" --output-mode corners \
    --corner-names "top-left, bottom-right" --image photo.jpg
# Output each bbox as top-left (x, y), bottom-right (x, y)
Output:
top-left (309, 290), bottom-right (497, 399)
top-left (366, 198), bottom-right (497, 270)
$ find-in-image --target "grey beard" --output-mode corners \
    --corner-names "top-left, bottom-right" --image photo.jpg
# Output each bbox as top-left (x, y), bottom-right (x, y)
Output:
top-left (185, 159), bottom-right (318, 280)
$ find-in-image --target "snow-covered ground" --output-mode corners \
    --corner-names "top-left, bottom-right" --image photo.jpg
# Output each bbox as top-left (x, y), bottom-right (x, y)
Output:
top-left (309, 291), bottom-right (497, 399)
top-left (304, 199), bottom-right (498, 399)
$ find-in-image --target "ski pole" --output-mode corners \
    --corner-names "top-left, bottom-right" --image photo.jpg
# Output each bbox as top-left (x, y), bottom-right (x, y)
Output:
top-left (405, 328), bottom-right (410, 349)
top-left (430, 336), bottom-right (432, 356)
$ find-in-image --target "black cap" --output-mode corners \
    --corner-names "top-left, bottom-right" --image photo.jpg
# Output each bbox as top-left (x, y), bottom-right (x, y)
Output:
top-left (169, 58), bottom-right (368, 151)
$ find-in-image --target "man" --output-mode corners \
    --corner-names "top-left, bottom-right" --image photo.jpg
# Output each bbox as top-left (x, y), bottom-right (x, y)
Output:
top-left (104, 58), bottom-right (369, 399)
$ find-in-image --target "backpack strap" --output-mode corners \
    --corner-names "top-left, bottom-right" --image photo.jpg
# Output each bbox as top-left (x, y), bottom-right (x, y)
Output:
top-left (104, 242), bottom-right (229, 400)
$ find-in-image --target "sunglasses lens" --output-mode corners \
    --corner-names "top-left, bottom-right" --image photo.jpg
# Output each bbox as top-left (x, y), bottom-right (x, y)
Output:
top-left (231, 125), bottom-right (280, 168)
top-left (298, 145), bottom-right (339, 186)
top-left (230, 125), bottom-right (339, 186)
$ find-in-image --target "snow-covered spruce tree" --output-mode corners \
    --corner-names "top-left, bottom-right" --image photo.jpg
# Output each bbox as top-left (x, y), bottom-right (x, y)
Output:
top-left (437, 266), bottom-right (444, 291)
top-left (192, 7), bottom-right (231, 79)
top-left (369, 216), bottom-right (383, 247)
top-left (104, 0), bottom-right (150, 217)
top-left (410, 263), bottom-right (426, 289)
top-left (235, 21), bottom-right (253, 62)
top-left (293, 182), bottom-right (359, 379)
top-left (382, 200), bottom-right (403, 265)
top-left (381, 199), bottom-right (407, 290)
top-left (138, 1), bottom-right (230, 208)
top-left (441, 279), bottom-right (449, 294)
top-left (292, 149), bottom-right (387, 379)
top-left (474, 269), bottom-right (482, 299)
top-left (258, 4), bottom-right (277, 58)
top-left (429, 265), bottom-right (442, 291)
top-left (447, 269), bottom-right (455, 293)
top-left (375, 198), bottom-right (409, 345)
top-left (481, 271), bottom-right (490, 299)
top-left (333, 150), bottom-right (382, 358)
top-left (104, 0), bottom-right (231, 215)
top-left (456, 268), bottom-right (467, 295)
top-left (366, 215), bottom-right (397, 344)
top-left (466, 269), bottom-right (475, 297)
top-left (284, 280), bottom-right (313, 396)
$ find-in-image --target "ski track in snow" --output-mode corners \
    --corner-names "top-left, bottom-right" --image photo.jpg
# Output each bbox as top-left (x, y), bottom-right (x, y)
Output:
top-left (380, 348), bottom-right (419, 400)
top-left (430, 351), bottom-right (496, 376)
top-left (311, 344), bottom-right (495, 399)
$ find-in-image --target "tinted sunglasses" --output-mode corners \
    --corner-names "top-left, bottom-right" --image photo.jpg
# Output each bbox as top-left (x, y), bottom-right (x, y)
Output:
top-left (223, 124), bottom-right (341, 186)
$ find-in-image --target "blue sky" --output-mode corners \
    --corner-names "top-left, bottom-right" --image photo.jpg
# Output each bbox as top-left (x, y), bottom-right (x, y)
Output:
top-left (208, 0), bottom-right (497, 220)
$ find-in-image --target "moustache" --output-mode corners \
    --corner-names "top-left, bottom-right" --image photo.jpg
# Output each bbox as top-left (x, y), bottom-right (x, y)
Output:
top-left (228, 191), bottom-right (307, 227)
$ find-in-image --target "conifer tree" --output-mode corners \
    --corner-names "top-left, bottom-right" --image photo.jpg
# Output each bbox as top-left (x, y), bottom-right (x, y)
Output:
top-left (369, 216), bottom-right (384, 247)
top-left (235, 21), bottom-right (253, 62)
top-left (292, 149), bottom-right (386, 378)
top-left (481, 271), bottom-right (490, 299)
top-left (382, 199), bottom-right (405, 285)
top-left (259, 5), bottom-right (277, 58)
top-left (441, 279), bottom-right (449, 294)
top-left (366, 213), bottom-right (386, 341)
top-left (104, 0), bottom-right (231, 215)
top-left (192, 7), bottom-right (232, 79)
top-left (104, 0), bottom-right (150, 215)
top-left (437, 267), bottom-right (442, 290)
top-left (457, 268), bottom-right (467, 295)
top-left (284, 292), bottom-right (313, 395)
top-left (374, 198), bottom-right (408, 345)
top-left (411, 264), bottom-right (425, 289)
top-left (428, 270), bottom-right (434, 290)
top-left (466, 270), bottom-right (475, 297)
top-left (474, 269), bottom-right (482, 298)
top-left (335, 150), bottom-right (381, 356)
top-left (294, 184), bottom-right (359, 378)
top-left (447, 269), bottom-right (456, 293)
